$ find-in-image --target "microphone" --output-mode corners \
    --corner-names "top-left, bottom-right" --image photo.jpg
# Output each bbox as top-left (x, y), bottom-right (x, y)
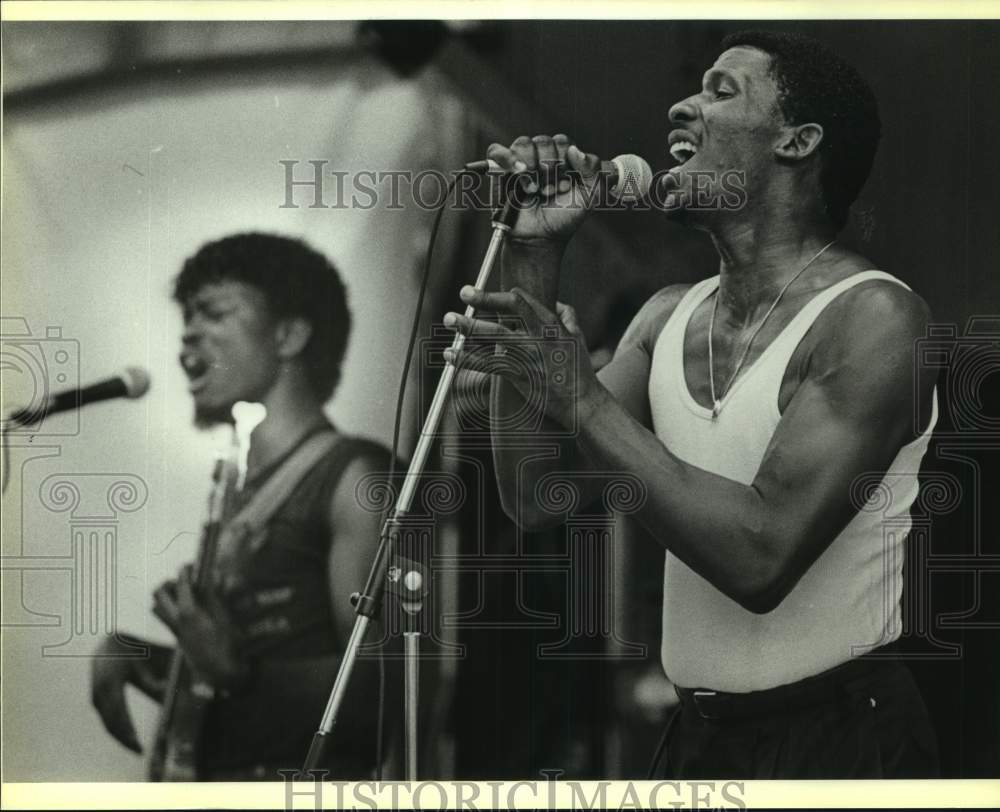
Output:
top-left (464, 153), bottom-right (653, 202)
top-left (8, 366), bottom-right (151, 426)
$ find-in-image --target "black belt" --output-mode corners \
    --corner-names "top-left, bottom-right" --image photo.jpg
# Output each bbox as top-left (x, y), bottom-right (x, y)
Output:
top-left (674, 653), bottom-right (897, 721)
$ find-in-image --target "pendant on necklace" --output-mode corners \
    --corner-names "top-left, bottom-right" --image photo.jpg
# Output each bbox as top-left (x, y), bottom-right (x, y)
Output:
top-left (712, 400), bottom-right (721, 419)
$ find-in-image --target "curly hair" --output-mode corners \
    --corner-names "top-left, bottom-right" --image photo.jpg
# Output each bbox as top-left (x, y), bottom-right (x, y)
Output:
top-left (173, 232), bottom-right (351, 402)
top-left (721, 30), bottom-right (881, 230)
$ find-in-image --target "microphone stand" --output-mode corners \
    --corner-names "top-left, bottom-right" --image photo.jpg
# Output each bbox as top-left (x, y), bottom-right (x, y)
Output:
top-left (302, 197), bottom-right (520, 779)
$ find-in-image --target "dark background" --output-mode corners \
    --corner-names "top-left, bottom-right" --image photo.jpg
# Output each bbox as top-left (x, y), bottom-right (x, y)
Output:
top-left (434, 19), bottom-right (1000, 779)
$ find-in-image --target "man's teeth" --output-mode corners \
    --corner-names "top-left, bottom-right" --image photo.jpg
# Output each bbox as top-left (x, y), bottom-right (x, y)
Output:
top-left (670, 141), bottom-right (699, 163)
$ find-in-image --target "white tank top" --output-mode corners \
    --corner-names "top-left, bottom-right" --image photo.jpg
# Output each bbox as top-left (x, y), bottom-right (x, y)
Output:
top-left (649, 270), bottom-right (938, 693)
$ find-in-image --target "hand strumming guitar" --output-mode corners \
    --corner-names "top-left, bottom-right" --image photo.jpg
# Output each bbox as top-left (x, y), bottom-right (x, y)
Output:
top-left (151, 563), bottom-right (251, 691)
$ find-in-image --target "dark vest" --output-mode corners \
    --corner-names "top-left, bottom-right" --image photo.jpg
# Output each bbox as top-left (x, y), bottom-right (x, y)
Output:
top-left (198, 431), bottom-right (391, 777)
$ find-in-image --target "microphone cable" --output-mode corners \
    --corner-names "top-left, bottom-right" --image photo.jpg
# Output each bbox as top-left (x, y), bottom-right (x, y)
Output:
top-left (375, 171), bottom-right (460, 780)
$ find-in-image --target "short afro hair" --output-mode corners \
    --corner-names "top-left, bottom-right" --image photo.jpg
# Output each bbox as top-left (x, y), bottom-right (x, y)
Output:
top-left (721, 30), bottom-right (881, 230)
top-left (173, 232), bottom-right (351, 402)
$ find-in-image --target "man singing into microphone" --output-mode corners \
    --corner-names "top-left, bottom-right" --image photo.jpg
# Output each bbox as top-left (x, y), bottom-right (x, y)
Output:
top-left (90, 233), bottom-right (393, 779)
top-left (444, 31), bottom-right (939, 777)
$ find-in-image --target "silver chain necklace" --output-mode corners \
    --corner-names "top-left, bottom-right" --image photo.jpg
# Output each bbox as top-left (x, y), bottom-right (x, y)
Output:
top-left (708, 240), bottom-right (836, 419)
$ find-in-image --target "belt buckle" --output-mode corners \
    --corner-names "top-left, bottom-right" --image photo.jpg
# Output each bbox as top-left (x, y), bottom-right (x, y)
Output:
top-left (692, 689), bottom-right (720, 720)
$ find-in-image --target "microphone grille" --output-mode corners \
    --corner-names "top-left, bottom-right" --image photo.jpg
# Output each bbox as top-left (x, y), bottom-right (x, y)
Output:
top-left (610, 154), bottom-right (653, 202)
top-left (121, 366), bottom-right (151, 399)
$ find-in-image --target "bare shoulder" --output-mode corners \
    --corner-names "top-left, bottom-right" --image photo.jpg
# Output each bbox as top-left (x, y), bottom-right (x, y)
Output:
top-left (804, 276), bottom-right (935, 433)
top-left (813, 277), bottom-right (932, 364)
top-left (619, 283), bottom-right (694, 354)
top-left (328, 442), bottom-right (393, 524)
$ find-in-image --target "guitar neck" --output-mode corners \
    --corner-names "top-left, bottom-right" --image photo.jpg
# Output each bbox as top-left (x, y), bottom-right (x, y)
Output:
top-left (149, 445), bottom-right (239, 779)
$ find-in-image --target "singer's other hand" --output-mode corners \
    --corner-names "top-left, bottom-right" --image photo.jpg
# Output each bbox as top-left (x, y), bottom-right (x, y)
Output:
top-left (443, 285), bottom-right (605, 429)
top-left (487, 134), bottom-right (602, 242)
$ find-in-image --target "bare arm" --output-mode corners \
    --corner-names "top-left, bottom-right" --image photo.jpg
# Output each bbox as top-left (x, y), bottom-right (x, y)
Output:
top-left (574, 283), bottom-right (934, 612)
top-left (321, 452), bottom-right (398, 769)
top-left (452, 280), bottom-right (935, 613)
top-left (326, 454), bottom-right (386, 645)
top-left (460, 133), bottom-right (686, 528)
top-left (487, 252), bottom-right (688, 528)
top-left (254, 452), bottom-right (392, 718)
top-left (488, 239), bottom-right (588, 526)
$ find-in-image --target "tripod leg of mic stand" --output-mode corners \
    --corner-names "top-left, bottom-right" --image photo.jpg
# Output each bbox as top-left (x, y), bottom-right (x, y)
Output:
top-left (404, 631), bottom-right (420, 780)
top-left (301, 614), bottom-right (372, 775)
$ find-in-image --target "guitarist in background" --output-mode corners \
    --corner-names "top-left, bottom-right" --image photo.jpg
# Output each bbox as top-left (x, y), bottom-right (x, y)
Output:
top-left (90, 233), bottom-right (394, 780)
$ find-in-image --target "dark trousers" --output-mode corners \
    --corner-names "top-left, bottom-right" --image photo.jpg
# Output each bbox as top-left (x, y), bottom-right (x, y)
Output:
top-left (649, 657), bottom-right (939, 779)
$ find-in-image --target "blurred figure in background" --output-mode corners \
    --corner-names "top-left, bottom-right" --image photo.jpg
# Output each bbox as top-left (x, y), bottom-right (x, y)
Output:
top-left (91, 233), bottom-right (394, 780)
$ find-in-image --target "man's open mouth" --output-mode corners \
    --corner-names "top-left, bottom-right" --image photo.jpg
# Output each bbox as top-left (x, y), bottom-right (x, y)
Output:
top-left (180, 353), bottom-right (211, 392)
top-left (669, 139), bottom-right (699, 166)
